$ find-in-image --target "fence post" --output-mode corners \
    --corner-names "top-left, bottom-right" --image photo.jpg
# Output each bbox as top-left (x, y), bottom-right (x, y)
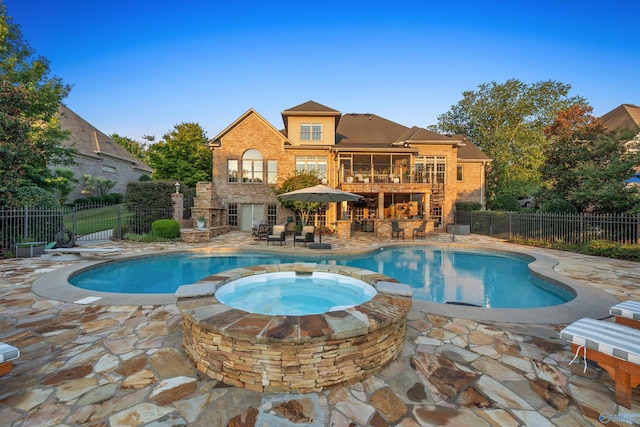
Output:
top-left (489, 213), bottom-right (493, 237)
top-left (117, 206), bottom-right (122, 240)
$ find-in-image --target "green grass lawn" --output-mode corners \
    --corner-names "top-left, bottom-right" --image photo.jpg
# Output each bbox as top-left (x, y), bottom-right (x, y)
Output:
top-left (64, 204), bottom-right (130, 236)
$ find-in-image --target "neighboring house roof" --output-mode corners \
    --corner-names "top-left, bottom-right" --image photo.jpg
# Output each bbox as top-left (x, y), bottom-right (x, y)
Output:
top-left (600, 104), bottom-right (640, 132)
top-left (58, 105), bottom-right (153, 173)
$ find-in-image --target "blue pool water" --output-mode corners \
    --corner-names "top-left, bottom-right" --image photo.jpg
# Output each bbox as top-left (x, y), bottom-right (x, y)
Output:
top-left (69, 248), bottom-right (575, 308)
top-left (216, 272), bottom-right (376, 315)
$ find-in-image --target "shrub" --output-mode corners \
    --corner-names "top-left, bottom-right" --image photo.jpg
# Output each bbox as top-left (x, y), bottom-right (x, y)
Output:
top-left (111, 193), bottom-right (124, 204)
top-left (13, 186), bottom-right (60, 208)
top-left (151, 219), bottom-right (180, 239)
top-left (581, 240), bottom-right (621, 258)
top-left (456, 202), bottom-right (482, 212)
top-left (102, 194), bottom-right (116, 204)
top-left (489, 193), bottom-right (521, 212)
top-left (8, 187), bottom-right (64, 244)
top-left (124, 181), bottom-right (174, 233)
top-left (539, 198), bottom-right (577, 213)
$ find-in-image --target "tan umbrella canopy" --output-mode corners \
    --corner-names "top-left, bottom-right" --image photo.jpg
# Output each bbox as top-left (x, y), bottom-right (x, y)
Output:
top-left (278, 185), bottom-right (363, 247)
top-left (278, 184), bottom-right (363, 203)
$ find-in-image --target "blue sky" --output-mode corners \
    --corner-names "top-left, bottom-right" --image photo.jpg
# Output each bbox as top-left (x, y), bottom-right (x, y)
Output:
top-left (5, 0), bottom-right (639, 143)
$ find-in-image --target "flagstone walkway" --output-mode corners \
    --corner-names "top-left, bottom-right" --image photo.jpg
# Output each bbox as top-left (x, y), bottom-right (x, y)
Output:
top-left (1, 231), bottom-right (640, 426)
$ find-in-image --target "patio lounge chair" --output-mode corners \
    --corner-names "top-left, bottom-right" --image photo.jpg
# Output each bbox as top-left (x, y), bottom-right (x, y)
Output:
top-left (391, 220), bottom-right (404, 239)
top-left (560, 317), bottom-right (640, 408)
top-left (0, 342), bottom-right (19, 377)
top-left (413, 220), bottom-right (427, 239)
top-left (610, 300), bottom-right (640, 329)
top-left (267, 225), bottom-right (286, 246)
top-left (294, 226), bottom-right (315, 246)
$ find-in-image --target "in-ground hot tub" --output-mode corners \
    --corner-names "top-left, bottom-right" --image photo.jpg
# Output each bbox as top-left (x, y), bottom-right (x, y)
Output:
top-left (176, 263), bottom-right (412, 393)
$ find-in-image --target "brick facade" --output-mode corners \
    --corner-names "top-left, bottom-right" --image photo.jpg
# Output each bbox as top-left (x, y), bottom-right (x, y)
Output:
top-left (204, 102), bottom-right (490, 232)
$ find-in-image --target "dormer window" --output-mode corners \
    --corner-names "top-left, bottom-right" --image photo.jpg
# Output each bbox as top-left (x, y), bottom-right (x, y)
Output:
top-left (300, 123), bottom-right (323, 141)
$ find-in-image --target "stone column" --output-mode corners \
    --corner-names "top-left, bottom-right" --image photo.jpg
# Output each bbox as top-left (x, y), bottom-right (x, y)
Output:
top-left (172, 193), bottom-right (184, 227)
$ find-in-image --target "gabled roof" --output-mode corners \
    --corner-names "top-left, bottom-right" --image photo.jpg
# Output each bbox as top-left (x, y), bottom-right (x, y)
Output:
top-left (209, 108), bottom-right (291, 146)
top-left (397, 126), bottom-right (458, 143)
top-left (451, 135), bottom-right (492, 161)
top-left (282, 100), bottom-right (341, 115)
top-left (334, 113), bottom-right (410, 147)
top-left (600, 104), bottom-right (640, 132)
top-left (58, 105), bottom-right (152, 172)
top-left (281, 101), bottom-right (341, 134)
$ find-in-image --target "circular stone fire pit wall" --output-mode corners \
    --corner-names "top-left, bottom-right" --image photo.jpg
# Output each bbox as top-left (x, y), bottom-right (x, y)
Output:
top-left (176, 263), bottom-right (412, 393)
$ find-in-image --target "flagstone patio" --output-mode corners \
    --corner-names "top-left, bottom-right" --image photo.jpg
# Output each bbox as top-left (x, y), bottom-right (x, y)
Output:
top-left (1, 231), bottom-right (640, 426)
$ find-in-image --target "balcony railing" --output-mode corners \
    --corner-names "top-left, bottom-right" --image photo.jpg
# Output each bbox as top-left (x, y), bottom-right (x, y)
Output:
top-left (339, 164), bottom-right (439, 185)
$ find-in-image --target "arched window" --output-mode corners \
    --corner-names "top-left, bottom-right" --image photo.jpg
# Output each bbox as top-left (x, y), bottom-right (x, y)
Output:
top-left (242, 149), bottom-right (263, 183)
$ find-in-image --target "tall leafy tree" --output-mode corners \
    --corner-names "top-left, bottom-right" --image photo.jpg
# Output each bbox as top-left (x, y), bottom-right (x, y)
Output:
top-left (435, 79), bottom-right (584, 199)
top-left (275, 172), bottom-right (323, 225)
top-left (146, 122), bottom-right (212, 186)
top-left (110, 133), bottom-right (149, 161)
top-left (0, 3), bottom-right (73, 203)
top-left (542, 105), bottom-right (640, 213)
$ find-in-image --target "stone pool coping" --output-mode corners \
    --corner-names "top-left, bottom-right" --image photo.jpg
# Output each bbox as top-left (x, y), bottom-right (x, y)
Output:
top-left (30, 243), bottom-right (619, 324)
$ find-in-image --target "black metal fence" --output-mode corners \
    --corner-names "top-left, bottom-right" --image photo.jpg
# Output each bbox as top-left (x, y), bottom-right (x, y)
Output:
top-left (1, 204), bottom-right (174, 256)
top-left (455, 211), bottom-right (640, 245)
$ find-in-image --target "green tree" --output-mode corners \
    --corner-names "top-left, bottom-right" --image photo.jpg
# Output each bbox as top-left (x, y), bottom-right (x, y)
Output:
top-left (435, 79), bottom-right (584, 199)
top-left (0, 4), bottom-right (73, 202)
top-left (46, 167), bottom-right (77, 204)
top-left (110, 133), bottom-right (148, 161)
top-left (542, 105), bottom-right (640, 213)
top-left (146, 122), bottom-right (212, 186)
top-left (275, 172), bottom-right (323, 225)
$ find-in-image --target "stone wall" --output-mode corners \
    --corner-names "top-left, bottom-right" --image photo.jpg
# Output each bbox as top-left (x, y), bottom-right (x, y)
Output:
top-left (177, 264), bottom-right (412, 393)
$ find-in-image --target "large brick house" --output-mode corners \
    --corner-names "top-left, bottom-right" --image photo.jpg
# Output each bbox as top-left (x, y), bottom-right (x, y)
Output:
top-left (206, 101), bottom-right (490, 233)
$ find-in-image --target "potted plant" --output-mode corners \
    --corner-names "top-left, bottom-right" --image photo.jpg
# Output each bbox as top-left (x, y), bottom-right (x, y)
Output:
top-left (196, 216), bottom-right (206, 228)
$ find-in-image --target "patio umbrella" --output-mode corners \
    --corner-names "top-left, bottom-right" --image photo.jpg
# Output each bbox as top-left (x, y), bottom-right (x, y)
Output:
top-left (278, 184), bottom-right (363, 245)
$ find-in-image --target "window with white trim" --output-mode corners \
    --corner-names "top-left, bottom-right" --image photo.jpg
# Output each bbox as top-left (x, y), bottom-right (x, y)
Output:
top-left (242, 149), bottom-right (263, 183)
top-left (300, 123), bottom-right (322, 141)
top-left (228, 159), bottom-right (238, 182)
top-left (267, 160), bottom-right (278, 184)
top-left (295, 156), bottom-right (327, 182)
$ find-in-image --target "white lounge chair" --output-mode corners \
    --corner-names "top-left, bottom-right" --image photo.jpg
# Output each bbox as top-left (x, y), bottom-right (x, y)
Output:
top-left (610, 300), bottom-right (640, 329)
top-left (560, 317), bottom-right (640, 408)
top-left (0, 342), bottom-right (20, 377)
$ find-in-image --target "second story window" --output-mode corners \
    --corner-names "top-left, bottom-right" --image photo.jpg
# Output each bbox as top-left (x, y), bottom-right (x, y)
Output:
top-left (300, 124), bottom-right (311, 141)
top-left (242, 149), bottom-right (263, 183)
top-left (300, 123), bottom-right (322, 141)
top-left (312, 124), bottom-right (322, 140)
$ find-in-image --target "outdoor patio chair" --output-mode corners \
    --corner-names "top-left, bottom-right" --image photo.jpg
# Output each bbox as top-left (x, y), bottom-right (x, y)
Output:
top-left (0, 342), bottom-right (19, 377)
top-left (294, 226), bottom-right (315, 246)
top-left (391, 220), bottom-right (405, 239)
top-left (413, 220), bottom-right (427, 239)
top-left (267, 225), bottom-right (286, 246)
top-left (254, 223), bottom-right (269, 240)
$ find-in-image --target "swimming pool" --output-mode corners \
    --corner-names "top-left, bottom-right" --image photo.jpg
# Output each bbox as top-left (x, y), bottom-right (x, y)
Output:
top-left (69, 247), bottom-right (575, 308)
